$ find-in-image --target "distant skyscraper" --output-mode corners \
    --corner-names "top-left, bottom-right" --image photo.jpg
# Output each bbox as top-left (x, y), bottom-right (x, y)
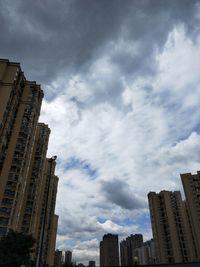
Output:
top-left (65, 250), bottom-right (72, 265)
top-left (136, 239), bottom-right (155, 265)
top-left (120, 239), bottom-right (128, 266)
top-left (0, 59), bottom-right (59, 267)
top-left (181, 171), bottom-right (200, 260)
top-left (120, 234), bottom-right (143, 266)
top-left (88, 260), bottom-right (95, 267)
top-left (148, 190), bottom-right (196, 264)
top-left (100, 233), bottom-right (119, 267)
top-left (54, 249), bottom-right (62, 267)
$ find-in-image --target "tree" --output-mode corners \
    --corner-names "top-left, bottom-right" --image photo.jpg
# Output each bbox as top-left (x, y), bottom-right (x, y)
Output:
top-left (0, 230), bottom-right (35, 267)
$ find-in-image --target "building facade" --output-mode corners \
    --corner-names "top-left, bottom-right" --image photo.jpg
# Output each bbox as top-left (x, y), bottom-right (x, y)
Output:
top-left (181, 171), bottom-right (200, 261)
top-left (54, 250), bottom-right (62, 267)
top-left (148, 190), bottom-right (196, 264)
top-left (20, 123), bottom-right (51, 235)
top-left (88, 260), bottom-right (95, 267)
top-left (120, 234), bottom-right (143, 266)
top-left (0, 59), bottom-right (43, 236)
top-left (136, 239), bottom-right (155, 265)
top-left (120, 239), bottom-right (129, 266)
top-left (100, 233), bottom-right (119, 267)
top-left (0, 59), bottom-right (58, 267)
top-left (36, 158), bottom-right (59, 267)
top-left (65, 250), bottom-right (72, 265)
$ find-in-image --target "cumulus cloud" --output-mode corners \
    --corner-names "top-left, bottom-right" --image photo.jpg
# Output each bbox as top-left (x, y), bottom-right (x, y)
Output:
top-left (40, 22), bottom-right (200, 263)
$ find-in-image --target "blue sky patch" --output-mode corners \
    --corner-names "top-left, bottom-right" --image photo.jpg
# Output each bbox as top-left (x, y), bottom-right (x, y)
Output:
top-left (65, 157), bottom-right (97, 178)
top-left (97, 216), bottom-right (107, 224)
top-left (112, 213), bottom-right (151, 229)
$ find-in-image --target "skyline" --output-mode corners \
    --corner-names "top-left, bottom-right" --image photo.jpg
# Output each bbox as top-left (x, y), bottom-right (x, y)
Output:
top-left (1, 0), bottom-right (200, 264)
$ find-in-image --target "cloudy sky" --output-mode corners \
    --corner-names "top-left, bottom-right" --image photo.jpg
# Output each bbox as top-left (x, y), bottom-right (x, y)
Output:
top-left (1, 0), bottom-right (200, 264)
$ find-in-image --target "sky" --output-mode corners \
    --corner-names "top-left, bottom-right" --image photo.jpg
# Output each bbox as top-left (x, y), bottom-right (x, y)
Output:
top-left (1, 0), bottom-right (200, 265)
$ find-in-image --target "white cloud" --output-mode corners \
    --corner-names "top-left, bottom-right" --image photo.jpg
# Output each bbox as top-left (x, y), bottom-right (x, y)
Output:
top-left (156, 24), bottom-right (200, 94)
top-left (39, 23), bottom-right (200, 263)
top-left (97, 220), bottom-right (123, 234)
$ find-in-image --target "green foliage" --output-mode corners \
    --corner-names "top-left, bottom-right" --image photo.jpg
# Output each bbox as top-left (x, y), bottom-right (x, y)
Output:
top-left (0, 230), bottom-right (35, 267)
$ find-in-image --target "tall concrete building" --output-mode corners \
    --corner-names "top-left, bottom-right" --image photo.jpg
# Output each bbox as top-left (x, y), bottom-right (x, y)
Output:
top-left (0, 59), bottom-right (59, 267)
top-left (0, 59), bottom-right (43, 235)
top-left (100, 233), bottom-right (119, 267)
top-left (20, 123), bottom-right (51, 235)
top-left (47, 214), bottom-right (59, 266)
top-left (37, 157), bottom-right (59, 267)
top-left (148, 190), bottom-right (196, 264)
top-left (181, 171), bottom-right (200, 260)
top-left (120, 234), bottom-right (143, 266)
top-left (88, 260), bottom-right (95, 267)
top-left (65, 250), bottom-right (72, 265)
top-left (136, 239), bottom-right (155, 265)
top-left (54, 249), bottom-right (62, 267)
top-left (120, 239), bottom-right (129, 266)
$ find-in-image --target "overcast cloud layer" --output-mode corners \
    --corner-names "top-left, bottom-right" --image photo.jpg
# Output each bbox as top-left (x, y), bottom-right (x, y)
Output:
top-left (1, 0), bottom-right (200, 265)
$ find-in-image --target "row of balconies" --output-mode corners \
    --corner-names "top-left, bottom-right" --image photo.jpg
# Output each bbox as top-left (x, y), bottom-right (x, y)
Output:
top-left (1, 197), bottom-right (13, 204)
top-left (0, 207), bottom-right (11, 216)
top-left (0, 226), bottom-right (7, 236)
top-left (0, 217), bottom-right (9, 226)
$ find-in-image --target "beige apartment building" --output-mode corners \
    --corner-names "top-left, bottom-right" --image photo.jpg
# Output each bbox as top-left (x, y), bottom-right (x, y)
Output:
top-left (38, 158), bottom-right (59, 267)
top-left (0, 59), bottom-right (43, 235)
top-left (120, 234), bottom-right (143, 266)
top-left (181, 171), bottom-right (200, 260)
top-left (136, 239), bottom-right (155, 265)
top-left (47, 214), bottom-right (59, 266)
top-left (148, 190), bottom-right (196, 264)
top-left (0, 59), bottom-right (58, 267)
top-left (100, 233), bottom-right (119, 267)
top-left (19, 123), bottom-right (50, 234)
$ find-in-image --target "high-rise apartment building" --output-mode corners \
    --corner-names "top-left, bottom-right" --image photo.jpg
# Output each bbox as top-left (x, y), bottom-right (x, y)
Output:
top-left (120, 234), bottom-right (143, 266)
top-left (120, 239), bottom-right (129, 266)
top-left (100, 233), bottom-right (119, 267)
top-left (0, 59), bottom-right (43, 235)
top-left (0, 59), bottom-right (59, 267)
top-left (65, 250), bottom-right (72, 265)
top-left (37, 157), bottom-right (59, 267)
top-left (20, 123), bottom-right (51, 235)
top-left (88, 260), bottom-right (95, 267)
top-left (136, 239), bottom-right (155, 265)
top-left (47, 214), bottom-right (59, 266)
top-left (54, 249), bottom-right (63, 267)
top-left (181, 171), bottom-right (200, 260)
top-left (148, 190), bottom-right (196, 264)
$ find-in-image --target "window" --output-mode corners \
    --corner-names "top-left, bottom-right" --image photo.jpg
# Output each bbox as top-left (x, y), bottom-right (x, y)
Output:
top-left (2, 198), bottom-right (13, 206)
top-left (0, 227), bottom-right (7, 236)
top-left (0, 217), bottom-right (9, 225)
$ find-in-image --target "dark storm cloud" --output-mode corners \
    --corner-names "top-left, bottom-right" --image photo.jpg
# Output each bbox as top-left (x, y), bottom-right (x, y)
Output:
top-left (0, 0), bottom-right (199, 87)
top-left (109, 0), bottom-right (200, 77)
top-left (0, 0), bottom-right (130, 83)
top-left (101, 179), bottom-right (145, 210)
